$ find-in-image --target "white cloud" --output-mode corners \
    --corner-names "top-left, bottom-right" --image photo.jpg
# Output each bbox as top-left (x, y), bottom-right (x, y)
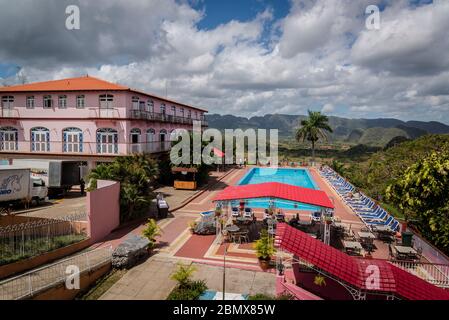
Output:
top-left (1, 0), bottom-right (448, 123)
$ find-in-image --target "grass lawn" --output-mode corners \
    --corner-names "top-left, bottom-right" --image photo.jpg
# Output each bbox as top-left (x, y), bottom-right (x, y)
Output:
top-left (0, 234), bottom-right (87, 266)
top-left (78, 268), bottom-right (128, 300)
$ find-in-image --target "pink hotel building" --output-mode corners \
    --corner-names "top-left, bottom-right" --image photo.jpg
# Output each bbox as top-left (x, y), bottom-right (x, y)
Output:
top-left (0, 76), bottom-right (207, 167)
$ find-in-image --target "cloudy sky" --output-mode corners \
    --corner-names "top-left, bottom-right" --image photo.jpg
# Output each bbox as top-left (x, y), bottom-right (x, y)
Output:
top-left (0, 0), bottom-right (448, 123)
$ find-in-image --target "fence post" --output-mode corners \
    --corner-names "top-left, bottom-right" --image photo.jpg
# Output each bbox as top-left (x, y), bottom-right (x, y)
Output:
top-left (28, 274), bottom-right (33, 297)
top-left (86, 251), bottom-right (90, 271)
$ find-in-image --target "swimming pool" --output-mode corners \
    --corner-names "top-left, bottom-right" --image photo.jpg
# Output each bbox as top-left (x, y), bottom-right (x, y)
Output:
top-left (234, 167), bottom-right (320, 211)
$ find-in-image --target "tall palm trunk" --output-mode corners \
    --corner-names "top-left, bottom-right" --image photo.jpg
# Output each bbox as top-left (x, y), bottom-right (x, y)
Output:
top-left (311, 140), bottom-right (316, 164)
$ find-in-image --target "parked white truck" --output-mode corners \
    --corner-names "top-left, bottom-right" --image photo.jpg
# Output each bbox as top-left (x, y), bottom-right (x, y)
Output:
top-left (10, 159), bottom-right (88, 197)
top-left (0, 166), bottom-right (48, 206)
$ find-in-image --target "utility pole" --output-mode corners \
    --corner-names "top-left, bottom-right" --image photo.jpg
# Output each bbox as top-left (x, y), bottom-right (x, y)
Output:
top-left (222, 240), bottom-right (227, 300)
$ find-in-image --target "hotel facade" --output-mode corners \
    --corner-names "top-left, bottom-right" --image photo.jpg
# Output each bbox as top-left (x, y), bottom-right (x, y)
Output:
top-left (0, 76), bottom-right (207, 167)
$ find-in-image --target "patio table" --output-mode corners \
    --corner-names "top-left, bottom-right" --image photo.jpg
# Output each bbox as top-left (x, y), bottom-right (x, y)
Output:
top-left (372, 225), bottom-right (392, 232)
top-left (343, 241), bottom-right (363, 251)
top-left (225, 225), bottom-right (240, 233)
top-left (394, 245), bottom-right (417, 255)
top-left (357, 231), bottom-right (376, 240)
top-left (334, 222), bottom-right (349, 230)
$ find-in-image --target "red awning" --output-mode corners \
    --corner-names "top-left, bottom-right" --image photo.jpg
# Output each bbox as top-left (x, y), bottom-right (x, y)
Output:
top-left (275, 223), bottom-right (449, 300)
top-left (213, 147), bottom-right (225, 158)
top-left (213, 182), bottom-right (334, 209)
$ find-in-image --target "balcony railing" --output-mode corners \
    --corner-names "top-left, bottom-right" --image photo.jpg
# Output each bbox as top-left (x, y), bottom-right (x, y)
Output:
top-left (0, 107), bottom-right (208, 126)
top-left (389, 260), bottom-right (449, 288)
top-left (0, 108), bottom-right (20, 118)
top-left (0, 141), bottom-right (172, 156)
top-left (130, 110), bottom-right (207, 126)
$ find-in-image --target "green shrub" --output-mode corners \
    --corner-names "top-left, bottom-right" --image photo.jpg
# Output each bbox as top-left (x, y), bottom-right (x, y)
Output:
top-left (167, 280), bottom-right (207, 300)
top-left (253, 229), bottom-right (276, 260)
top-left (142, 219), bottom-right (161, 250)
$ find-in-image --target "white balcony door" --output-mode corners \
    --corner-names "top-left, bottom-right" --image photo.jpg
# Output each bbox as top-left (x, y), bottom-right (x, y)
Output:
top-left (66, 132), bottom-right (80, 153)
top-left (100, 133), bottom-right (115, 154)
top-left (130, 132), bottom-right (141, 153)
top-left (2, 131), bottom-right (17, 151)
top-left (147, 130), bottom-right (155, 152)
top-left (34, 131), bottom-right (48, 152)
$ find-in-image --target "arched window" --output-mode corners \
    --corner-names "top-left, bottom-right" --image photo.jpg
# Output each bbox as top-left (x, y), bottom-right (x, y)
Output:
top-left (63, 128), bottom-right (83, 153)
top-left (0, 126), bottom-right (18, 151)
top-left (31, 127), bottom-right (50, 152)
top-left (96, 128), bottom-right (118, 154)
top-left (99, 94), bottom-right (114, 109)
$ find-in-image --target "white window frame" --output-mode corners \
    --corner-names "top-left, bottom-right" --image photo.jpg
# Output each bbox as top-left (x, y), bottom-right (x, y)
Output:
top-left (43, 95), bottom-right (53, 109)
top-left (147, 100), bottom-right (154, 113)
top-left (26, 96), bottom-right (35, 109)
top-left (58, 95), bottom-right (67, 109)
top-left (64, 130), bottom-right (82, 153)
top-left (0, 128), bottom-right (18, 151)
top-left (1, 96), bottom-right (14, 109)
top-left (100, 133), bottom-right (115, 154)
top-left (31, 128), bottom-right (49, 152)
top-left (132, 97), bottom-right (140, 110)
top-left (76, 95), bottom-right (85, 109)
top-left (99, 94), bottom-right (114, 109)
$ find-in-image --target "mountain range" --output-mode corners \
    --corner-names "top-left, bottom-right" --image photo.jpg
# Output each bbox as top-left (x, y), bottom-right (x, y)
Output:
top-left (205, 114), bottom-right (449, 146)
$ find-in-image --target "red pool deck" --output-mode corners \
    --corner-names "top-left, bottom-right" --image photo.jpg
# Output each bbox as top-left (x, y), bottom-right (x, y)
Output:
top-left (173, 166), bottom-right (392, 263)
top-left (92, 166), bottom-right (390, 267)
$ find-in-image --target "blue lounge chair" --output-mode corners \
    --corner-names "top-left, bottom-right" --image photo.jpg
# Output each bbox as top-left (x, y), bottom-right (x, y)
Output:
top-left (390, 220), bottom-right (400, 232)
top-left (366, 216), bottom-right (394, 226)
top-left (361, 211), bottom-right (387, 221)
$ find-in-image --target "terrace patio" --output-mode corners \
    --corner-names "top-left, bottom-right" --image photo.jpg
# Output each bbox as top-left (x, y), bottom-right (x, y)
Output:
top-left (100, 165), bottom-right (449, 300)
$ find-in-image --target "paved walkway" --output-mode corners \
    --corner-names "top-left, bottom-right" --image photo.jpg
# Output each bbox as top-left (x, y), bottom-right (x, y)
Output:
top-left (100, 256), bottom-right (275, 300)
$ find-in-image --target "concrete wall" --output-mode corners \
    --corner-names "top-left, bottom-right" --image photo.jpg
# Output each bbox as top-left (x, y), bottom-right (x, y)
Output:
top-left (32, 262), bottom-right (111, 300)
top-left (87, 180), bottom-right (120, 243)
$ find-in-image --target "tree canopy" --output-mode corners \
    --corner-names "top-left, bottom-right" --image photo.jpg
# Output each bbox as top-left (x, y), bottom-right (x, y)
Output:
top-left (386, 144), bottom-right (449, 250)
top-left (296, 110), bottom-right (333, 160)
top-left (88, 154), bottom-right (159, 223)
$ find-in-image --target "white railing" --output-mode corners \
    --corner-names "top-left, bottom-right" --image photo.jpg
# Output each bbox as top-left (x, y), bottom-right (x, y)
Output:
top-left (389, 260), bottom-right (449, 288)
top-left (0, 246), bottom-right (112, 300)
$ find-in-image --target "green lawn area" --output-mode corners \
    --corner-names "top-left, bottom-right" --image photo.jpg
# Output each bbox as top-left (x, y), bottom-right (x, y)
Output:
top-left (0, 234), bottom-right (87, 266)
top-left (78, 269), bottom-right (127, 300)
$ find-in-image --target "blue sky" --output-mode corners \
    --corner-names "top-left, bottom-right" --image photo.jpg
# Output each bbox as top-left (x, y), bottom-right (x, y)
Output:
top-left (191, 0), bottom-right (291, 30)
top-left (0, 0), bottom-right (447, 123)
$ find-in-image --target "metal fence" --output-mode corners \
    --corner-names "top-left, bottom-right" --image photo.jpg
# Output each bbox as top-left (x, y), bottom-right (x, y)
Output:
top-left (390, 260), bottom-right (449, 289)
top-left (0, 212), bottom-right (87, 266)
top-left (0, 246), bottom-right (112, 300)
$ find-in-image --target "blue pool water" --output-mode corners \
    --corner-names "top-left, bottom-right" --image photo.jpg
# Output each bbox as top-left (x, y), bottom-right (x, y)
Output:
top-left (234, 168), bottom-right (320, 211)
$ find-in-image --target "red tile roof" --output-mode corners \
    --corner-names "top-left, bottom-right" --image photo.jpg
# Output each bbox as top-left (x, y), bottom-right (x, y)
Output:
top-left (276, 224), bottom-right (449, 300)
top-left (213, 182), bottom-right (334, 209)
top-left (0, 76), bottom-right (128, 92)
top-left (0, 76), bottom-right (207, 112)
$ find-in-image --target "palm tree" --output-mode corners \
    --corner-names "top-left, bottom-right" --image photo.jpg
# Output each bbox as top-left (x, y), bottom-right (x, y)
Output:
top-left (296, 110), bottom-right (333, 163)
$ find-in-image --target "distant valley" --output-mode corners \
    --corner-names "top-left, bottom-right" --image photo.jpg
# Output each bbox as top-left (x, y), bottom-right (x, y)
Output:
top-left (205, 114), bottom-right (449, 146)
